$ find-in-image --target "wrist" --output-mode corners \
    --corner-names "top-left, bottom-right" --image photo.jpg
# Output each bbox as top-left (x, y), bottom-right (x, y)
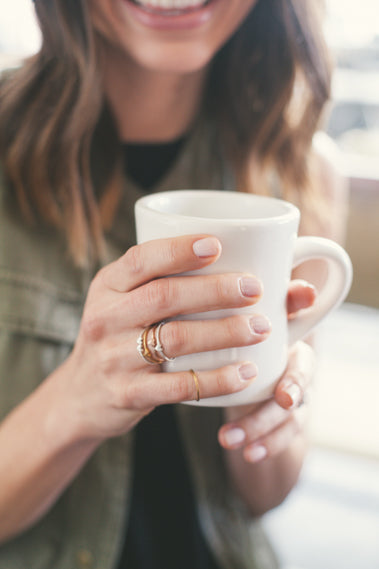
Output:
top-left (37, 357), bottom-right (102, 456)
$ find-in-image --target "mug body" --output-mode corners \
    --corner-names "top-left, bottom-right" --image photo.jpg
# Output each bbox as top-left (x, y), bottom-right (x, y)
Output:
top-left (135, 190), bottom-right (300, 406)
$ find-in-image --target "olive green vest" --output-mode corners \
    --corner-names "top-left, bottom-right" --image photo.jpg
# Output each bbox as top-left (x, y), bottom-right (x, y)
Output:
top-left (0, 121), bottom-right (278, 569)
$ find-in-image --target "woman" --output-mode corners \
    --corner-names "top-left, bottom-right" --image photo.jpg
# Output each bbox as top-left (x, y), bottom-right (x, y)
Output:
top-left (0, 0), bottom-right (346, 568)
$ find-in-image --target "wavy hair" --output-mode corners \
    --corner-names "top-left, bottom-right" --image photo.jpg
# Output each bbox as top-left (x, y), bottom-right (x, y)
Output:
top-left (0, 0), bottom-right (331, 265)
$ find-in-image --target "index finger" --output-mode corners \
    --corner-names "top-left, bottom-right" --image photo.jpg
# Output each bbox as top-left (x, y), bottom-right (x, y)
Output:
top-left (102, 235), bottom-right (222, 292)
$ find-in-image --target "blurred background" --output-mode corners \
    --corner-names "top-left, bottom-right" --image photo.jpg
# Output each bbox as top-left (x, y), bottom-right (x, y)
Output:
top-left (0, 1), bottom-right (378, 568)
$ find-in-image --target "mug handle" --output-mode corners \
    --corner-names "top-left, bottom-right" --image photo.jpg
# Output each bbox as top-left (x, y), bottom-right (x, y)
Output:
top-left (288, 236), bottom-right (353, 344)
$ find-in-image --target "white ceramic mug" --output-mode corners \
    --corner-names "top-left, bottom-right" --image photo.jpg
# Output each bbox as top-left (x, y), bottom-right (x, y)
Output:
top-left (135, 190), bottom-right (353, 406)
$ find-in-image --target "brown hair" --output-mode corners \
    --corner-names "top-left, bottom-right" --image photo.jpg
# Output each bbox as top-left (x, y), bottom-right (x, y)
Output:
top-left (0, 0), bottom-right (331, 266)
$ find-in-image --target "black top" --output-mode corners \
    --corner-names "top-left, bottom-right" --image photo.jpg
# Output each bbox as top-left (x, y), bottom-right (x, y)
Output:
top-left (123, 138), bottom-right (186, 190)
top-left (117, 139), bottom-right (220, 569)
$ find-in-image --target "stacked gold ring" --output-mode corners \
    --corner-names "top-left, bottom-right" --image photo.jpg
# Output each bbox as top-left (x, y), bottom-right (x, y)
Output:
top-left (137, 321), bottom-right (175, 365)
top-left (137, 324), bottom-right (164, 364)
top-left (137, 324), bottom-right (201, 401)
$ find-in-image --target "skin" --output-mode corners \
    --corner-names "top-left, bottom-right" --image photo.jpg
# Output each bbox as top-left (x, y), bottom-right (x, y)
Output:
top-left (0, 0), bottom-right (347, 543)
top-left (0, 236), bottom-right (315, 541)
top-left (89, 0), bottom-right (259, 141)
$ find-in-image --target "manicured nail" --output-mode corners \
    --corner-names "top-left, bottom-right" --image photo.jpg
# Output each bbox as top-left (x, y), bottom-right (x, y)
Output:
top-left (249, 314), bottom-right (271, 335)
top-left (238, 362), bottom-right (258, 381)
top-left (282, 382), bottom-right (302, 408)
top-left (223, 427), bottom-right (246, 447)
top-left (244, 445), bottom-right (267, 463)
top-left (193, 237), bottom-right (221, 258)
top-left (239, 277), bottom-right (262, 298)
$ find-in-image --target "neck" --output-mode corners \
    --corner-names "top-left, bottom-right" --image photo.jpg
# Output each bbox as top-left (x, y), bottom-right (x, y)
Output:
top-left (101, 45), bottom-right (207, 143)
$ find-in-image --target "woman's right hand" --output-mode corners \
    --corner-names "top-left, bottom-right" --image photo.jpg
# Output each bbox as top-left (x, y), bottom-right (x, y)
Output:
top-left (61, 234), bottom-right (269, 444)
top-left (0, 234), bottom-right (270, 542)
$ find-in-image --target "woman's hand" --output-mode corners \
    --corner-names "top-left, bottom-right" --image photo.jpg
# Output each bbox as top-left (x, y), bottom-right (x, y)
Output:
top-left (60, 234), bottom-right (269, 444)
top-left (218, 340), bottom-right (315, 463)
top-left (3, 232), bottom-right (267, 543)
top-left (218, 279), bottom-right (316, 463)
top-left (216, 281), bottom-right (316, 515)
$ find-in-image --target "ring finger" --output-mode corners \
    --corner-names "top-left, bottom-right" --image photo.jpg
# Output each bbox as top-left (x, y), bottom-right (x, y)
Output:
top-left (150, 314), bottom-right (271, 362)
top-left (114, 314), bottom-right (271, 371)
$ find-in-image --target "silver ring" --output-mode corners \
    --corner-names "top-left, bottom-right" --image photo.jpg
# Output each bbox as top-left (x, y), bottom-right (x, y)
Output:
top-left (153, 321), bottom-right (176, 362)
top-left (298, 390), bottom-right (311, 408)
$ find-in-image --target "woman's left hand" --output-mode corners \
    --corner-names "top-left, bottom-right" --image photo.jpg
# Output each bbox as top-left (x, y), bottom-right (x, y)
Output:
top-left (218, 279), bottom-right (316, 463)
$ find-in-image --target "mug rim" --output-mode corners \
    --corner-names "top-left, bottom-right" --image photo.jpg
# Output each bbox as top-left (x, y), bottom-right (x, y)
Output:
top-left (135, 190), bottom-right (299, 225)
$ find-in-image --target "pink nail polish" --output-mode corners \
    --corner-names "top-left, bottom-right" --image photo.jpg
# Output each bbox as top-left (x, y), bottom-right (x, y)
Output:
top-left (193, 237), bottom-right (220, 257)
top-left (239, 277), bottom-right (262, 298)
top-left (245, 445), bottom-right (267, 463)
top-left (223, 428), bottom-right (246, 447)
top-left (238, 362), bottom-right (258, 381)
top-left (249, 314), bottom-right (271, 335)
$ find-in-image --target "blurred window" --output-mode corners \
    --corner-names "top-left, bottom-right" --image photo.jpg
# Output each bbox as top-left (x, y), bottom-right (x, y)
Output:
top-left (0, 0), bottom-right (40, 66)
top-left (324, 0), bottom-right (379, 178)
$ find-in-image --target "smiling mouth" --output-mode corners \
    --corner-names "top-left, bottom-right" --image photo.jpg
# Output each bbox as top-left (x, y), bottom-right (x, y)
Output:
top-left (129, 0), bottom-right (212, 16)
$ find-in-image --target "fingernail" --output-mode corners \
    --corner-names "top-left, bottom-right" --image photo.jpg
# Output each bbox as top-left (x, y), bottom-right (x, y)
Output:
top-left (239, 277), bottom-right (262, 298)
top-left (239, 362), bottom-right (258, 381)
top-left (249, 314), bottom-right (271, 335)
top-left (282, 382), bottom-right (302, 408)
top-left (244, 445), bottom-right (267, 463)
top-left (193, 237), bottom-right (221, 258)
top-left (223, 427), bottom-right (246, 447)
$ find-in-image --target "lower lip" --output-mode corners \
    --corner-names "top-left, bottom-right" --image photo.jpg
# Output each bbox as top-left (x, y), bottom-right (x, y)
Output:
top-left (122, 0), bottom-right (219, 30)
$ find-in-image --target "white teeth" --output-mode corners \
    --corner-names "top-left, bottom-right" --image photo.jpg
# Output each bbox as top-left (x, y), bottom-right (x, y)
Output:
top-left (135, 0), bottom-right (207, 11)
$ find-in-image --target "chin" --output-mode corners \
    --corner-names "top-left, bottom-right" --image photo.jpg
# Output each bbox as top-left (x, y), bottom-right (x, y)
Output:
top-left (130, 43), bottom-right (215, 74)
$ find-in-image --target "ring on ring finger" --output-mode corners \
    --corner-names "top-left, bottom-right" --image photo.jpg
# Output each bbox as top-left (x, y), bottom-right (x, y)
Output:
top-left (137, 325), bottom-right (164, 364)
top-left (152, 321), bottom-right (176, 362)
top-left (137, 321), bottom-right (176, 365)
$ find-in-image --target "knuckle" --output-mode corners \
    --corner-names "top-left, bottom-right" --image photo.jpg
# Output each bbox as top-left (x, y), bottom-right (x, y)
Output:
top-left (81, 312), bottom-right (105, 343)
top-left (216, 366), bottom-right (240, 394)
top-left (170, 373), bottom-right (193, 402)
top-left (98, 346), bottom-right (116, 375)
top-left (214, 276), bottom-right (230, 304)
top-left (225, 315), bottom-right (251, 346)
top-left (146, 278), bottom-right (174, 312)
top-left (92, 266), bottom-right (105, 287)
top-left (164, 239), bottom-right (181, 266)
top-left (123, 245), bottom-right (144, 277)
top-left (115, 380), bottom-right (139, 410)
top-left (124, 382), bottom-right (139, 409)
top-left (162, 321), bottom-right (188, 356)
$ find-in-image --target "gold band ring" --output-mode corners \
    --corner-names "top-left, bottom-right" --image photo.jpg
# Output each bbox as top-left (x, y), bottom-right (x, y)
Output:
top-left (189, 369), bottom-right (200, 402)
top-left (137, 325), bottom-right (165, 365)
